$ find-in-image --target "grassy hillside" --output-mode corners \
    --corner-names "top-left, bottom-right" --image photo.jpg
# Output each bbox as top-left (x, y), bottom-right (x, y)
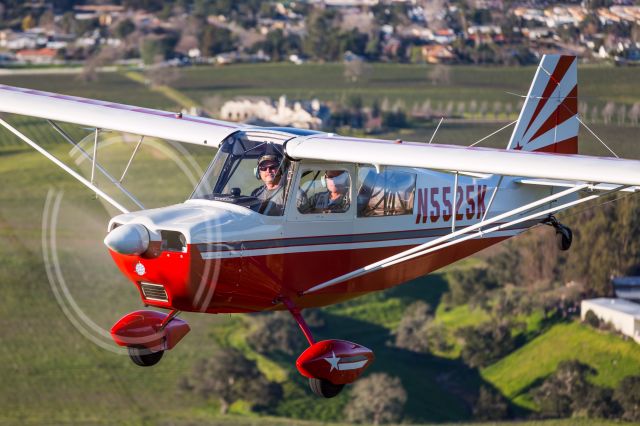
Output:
top-left (482, 321), bottom-right (640, 410)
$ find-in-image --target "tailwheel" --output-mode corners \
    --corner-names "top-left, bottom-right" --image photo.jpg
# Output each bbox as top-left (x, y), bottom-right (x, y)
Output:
top-left (309, 378), bottom-right (345, 398)
top-left (544, 216), bottom-right (572, 251)
top-left (555, 224), bottom-right (573, 251)
top-left (128, 346), bottom-right (164, 367)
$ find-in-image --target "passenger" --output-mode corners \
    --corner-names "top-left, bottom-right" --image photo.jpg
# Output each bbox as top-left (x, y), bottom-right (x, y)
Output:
top-left (251, 154), bottom-right (285, 216)
top-left (304, 170), bottom-right (350, 213)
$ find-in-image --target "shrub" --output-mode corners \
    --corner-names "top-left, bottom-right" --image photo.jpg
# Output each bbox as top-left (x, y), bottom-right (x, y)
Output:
top-left (584, 310), bottom-right (601, 328)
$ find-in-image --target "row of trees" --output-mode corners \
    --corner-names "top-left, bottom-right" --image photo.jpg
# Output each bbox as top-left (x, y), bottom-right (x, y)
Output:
top-left (367, 97), bottom-right (640, 126)
top-left (534, 361), bottom-right (640, 421)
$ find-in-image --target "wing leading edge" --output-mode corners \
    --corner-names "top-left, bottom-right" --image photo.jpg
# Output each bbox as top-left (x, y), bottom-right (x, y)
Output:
top-left (0, 84), bottom-right (242, 147)
top-left (285, 135), bottom-right (640, 187)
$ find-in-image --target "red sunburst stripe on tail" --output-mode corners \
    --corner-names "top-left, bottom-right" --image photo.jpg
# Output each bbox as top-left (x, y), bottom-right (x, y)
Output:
top-left (522, 56), bottom-right (575, 137)
top-left (527, 85), bottom-right (578, 144)
top-left (533, 136), bottom-right (578, 154)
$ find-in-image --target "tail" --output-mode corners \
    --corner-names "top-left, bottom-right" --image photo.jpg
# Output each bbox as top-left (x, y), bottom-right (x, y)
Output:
top-left (508, 55), bottom-right (579, 154)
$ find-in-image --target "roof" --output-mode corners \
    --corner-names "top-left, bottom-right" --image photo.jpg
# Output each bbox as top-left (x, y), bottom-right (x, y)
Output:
top-left (16, 48), bottom-right (57, 57)
top-left (582, 298), bottom-right (640, 317)
top-left (613, 276), bottom-right (640, 287)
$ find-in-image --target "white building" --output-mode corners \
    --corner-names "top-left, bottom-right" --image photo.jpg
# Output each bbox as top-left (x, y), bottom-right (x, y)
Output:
top-left (581, 298), bottom-right (640, 343)
top-left (220, 95), bottom-right (327, 130)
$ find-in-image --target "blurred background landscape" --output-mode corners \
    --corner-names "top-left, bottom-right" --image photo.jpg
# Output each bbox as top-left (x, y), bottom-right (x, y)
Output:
top-left (1, 1), bottom-right (640, 425)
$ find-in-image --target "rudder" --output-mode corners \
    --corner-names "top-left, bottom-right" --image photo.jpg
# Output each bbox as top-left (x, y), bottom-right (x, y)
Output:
top-left (508, 55), bottom-right (579, 154)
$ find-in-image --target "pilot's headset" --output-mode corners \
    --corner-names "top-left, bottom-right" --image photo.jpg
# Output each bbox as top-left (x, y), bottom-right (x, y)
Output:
top-left (254, 154), bottom-right (283, 179)
top-left (321, 170), bottom-right (349, 188)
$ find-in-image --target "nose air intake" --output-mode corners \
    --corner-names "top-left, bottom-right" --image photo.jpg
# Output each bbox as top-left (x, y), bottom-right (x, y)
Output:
top-left (104, 223), bottom-right (150, 255)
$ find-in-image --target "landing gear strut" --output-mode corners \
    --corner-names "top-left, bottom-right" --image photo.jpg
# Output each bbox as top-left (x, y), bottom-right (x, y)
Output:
top-left (544, 216), bottom-right (573, 251)
top-left (282, 298), bottom-right (374, 399)
top-left (111, 309), bottom-right (190, 368)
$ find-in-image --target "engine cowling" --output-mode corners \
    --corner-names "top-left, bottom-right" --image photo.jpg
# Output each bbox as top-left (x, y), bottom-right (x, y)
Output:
top-left (296, 339), bottom-right (374, 385)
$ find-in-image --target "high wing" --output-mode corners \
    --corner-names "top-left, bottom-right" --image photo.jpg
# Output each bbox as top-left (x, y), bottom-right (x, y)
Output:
top-left (285, 135), bottom-right (640, 187)
top-left (0, 84), bottom-right (242, 147)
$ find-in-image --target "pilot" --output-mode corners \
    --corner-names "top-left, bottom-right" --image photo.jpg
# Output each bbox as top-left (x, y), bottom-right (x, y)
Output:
top-left (251, 154), bottom-right (286, 216)
top-left (303, 170), bottom-right (350, 213)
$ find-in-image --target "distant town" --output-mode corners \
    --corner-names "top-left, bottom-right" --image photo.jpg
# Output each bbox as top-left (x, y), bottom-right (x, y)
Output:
top-left (0, 0), bottom-right (639, 70)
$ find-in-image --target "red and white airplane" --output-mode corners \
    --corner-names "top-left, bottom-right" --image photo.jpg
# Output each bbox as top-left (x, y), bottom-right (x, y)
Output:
top-left (1, 55), bottom-right (638, 398)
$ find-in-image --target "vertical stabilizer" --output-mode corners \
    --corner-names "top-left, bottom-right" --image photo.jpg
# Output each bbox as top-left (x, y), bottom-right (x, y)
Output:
top-left (508, 55), bottom-right (578, 154)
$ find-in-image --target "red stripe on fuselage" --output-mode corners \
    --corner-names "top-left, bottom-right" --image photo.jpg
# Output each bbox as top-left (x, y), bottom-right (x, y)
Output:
top-left (111, 233), bottom-right (522, 314)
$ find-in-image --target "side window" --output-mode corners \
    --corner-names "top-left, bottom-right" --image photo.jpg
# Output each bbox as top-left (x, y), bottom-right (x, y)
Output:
top-left (357, 166), bottom-right (416, 217)
top-left (297, 169), bottom-right (351, 214)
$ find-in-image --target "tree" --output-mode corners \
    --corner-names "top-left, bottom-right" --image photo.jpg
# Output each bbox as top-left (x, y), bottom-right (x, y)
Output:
top-left (79, 47), bottom-right (122, 82)
top-left (21, 14), bottom-right (35, 31)
top-left (473, 386), bottom-right (509, 420)
top-left (583, 386), bottom-right (620, 419)
top-left (303, 9), bottom-right (338, 61)
top-left (563, 195), bottom-right (640, 296)
top-left (428, 64), bottom-right (451, 85)
top-left (344, 57), bottom-right (371, 83)
top-left (628, 103), bottom-right (640, 126)
top-left (584, 310), bottom-right (600, 328)
top-left (201, 25), bottom-right (237, 57)
top-left (247, 311), bottom-right (306, 356)
top-left (446, 266), bottom-right (497, 306)
top-left (255, 29), bottom-right (301, 62)
top-left (114, 19), bottom-right (136, 40)
top-left (615, 375), bottom-right (640, 421)
top-left (344, 373), bottom-right (407, 425)
top-left (457, 320), bottom-right (517, 368)
top-left (602, 101), bottom-right (615, 124)
top-left (140, 33), bottom-right (179, 65)
top-left (181, 347), bottom-right (282, 415)
top-left (533, 360), bottom-right (595, 418)
top-left (394, 301), bottom-right (432, 352)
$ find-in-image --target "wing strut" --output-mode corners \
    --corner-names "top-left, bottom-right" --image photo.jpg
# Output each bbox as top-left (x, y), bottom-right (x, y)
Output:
top-left (120, 136), bottom-right (144, 183)
top-left (91, 128), bottom-right (99, 185)
top-left (303, 183), bottom-right (627, 295)
top-left (0, 117), bottom-right (129, 214)
top-left (47, 120), bottom-right (145, 210)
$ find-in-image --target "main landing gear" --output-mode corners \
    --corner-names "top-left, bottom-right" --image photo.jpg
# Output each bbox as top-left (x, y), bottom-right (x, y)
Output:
top-left (110, 310), bottom-right (190, 367)
top-left (283, 299), bottom-right (375, 398)
top-left (544, 215), bottom-right (573, 251)
top-left (128, 346), bottom-right (164, 367)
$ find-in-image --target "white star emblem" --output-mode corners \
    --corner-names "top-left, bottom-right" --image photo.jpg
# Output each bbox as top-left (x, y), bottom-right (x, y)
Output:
top-left (324, 351), bottom-right (340, 372)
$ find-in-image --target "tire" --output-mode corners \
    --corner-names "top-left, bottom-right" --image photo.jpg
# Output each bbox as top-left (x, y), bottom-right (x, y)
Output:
top-left (309, 378), bottom-right (345, 398)
top-left (128, 346), bottom-right (164, 367)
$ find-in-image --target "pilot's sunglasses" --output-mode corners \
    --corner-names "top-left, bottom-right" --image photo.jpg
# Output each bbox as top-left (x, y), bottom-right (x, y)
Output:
top-left (259, 165), bottom-right (278, 172)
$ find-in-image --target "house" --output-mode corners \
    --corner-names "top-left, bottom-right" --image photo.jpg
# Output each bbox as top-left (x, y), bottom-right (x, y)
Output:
top-left (220, 95), bottom-right (328, 129)
top-left (581, 298), bottom-right (640, 342)
top-left (421, 45), bottom-right (455, 64)
top-left (613, 277), bottom-right (640, 300)
top-left (15, 48), bottom-right (58, 64)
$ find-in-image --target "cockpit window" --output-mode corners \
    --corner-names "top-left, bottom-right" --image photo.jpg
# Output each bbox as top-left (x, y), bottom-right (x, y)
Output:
top-left (191, 133), bottom-right (290, 216)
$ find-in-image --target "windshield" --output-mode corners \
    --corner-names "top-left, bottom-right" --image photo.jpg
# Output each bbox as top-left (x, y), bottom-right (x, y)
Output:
top-left (191, 133), bottom-right (290, 216)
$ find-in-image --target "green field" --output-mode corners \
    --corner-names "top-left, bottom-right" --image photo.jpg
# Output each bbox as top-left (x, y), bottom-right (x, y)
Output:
top-left (173, 62), bottom-right (640, 108)
top-left (0, 65), bottom-right (639, 425)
